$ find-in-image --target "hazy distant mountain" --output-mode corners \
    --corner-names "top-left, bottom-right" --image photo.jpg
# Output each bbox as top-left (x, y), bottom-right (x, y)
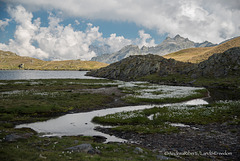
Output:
top-left (91, 35), bottom-right (216, 64)
top-left (91, 45), bottom-right (141, 64)
top-left (89, 44), bottom-right (111, 56)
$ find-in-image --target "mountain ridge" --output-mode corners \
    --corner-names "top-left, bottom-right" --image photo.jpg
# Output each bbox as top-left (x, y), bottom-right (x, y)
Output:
top-left (87, 47), bottom-right (240, 87)
top-left (0, 50), bottom-right (108, 70)
top-left (91, 35), bottom-right (216, 64)
top-left (164, 36), bottom-right (240, 63)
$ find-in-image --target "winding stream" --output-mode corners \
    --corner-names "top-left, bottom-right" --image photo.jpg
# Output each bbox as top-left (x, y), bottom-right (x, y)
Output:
top-left (16, 99), bottom-right (208, 143)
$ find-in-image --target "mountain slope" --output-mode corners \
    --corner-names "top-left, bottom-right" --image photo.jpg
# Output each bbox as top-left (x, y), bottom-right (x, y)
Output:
top-left (91, 35), bottom-right (216, 64)
top-left (192, 47), bottom-right (240, 78)
top-left (87, 47), bottom-right (240, 87)
top-left (0, 50), bottom-right (108, 70)
top-left (164, 36), bottom-right (240, 63)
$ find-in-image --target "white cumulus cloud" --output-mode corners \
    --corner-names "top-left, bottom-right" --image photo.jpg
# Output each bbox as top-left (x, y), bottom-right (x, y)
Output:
top-left (5, 0), bottom-right (240, 43)
top-left (135, 30), bottom-right (156, 48)
top-left (0, 5), bottom-right (156, 60)
top-left (101, 33), bottom-right (132, 53)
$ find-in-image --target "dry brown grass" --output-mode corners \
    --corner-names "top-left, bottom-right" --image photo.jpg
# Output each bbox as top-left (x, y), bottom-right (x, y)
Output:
top-left (164, 36), bottom-right (240, 63)
top-left (0, 50), bottom-right (108, 70)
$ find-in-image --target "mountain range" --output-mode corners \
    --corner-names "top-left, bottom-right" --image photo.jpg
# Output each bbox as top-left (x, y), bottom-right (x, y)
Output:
top-left (87, 36), bottom-right (240, 81)
top-left (91, 35), bottom-right (216, 64)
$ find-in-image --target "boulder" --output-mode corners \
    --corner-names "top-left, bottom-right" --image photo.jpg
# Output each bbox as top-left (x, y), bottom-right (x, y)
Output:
top-left (93, 135), bottom-right (107, 143)
top-left (5, 133), bottom-right (33, 142)
top-left (134, 147), bottom-right (144, 154)
top-left (156, 155), bottom-right (172, 160)
top-left (65, 143), bottom-right (100, 154)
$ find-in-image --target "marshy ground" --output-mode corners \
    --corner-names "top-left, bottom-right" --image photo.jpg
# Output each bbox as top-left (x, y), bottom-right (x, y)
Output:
top-left (0, 79), bottom-right (239, 160)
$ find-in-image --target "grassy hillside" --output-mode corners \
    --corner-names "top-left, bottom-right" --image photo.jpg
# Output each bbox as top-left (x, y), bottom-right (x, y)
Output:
top-left (163, 36), bottom-right (240, 63)
top-left (0, 50), bottom-right (108, 70)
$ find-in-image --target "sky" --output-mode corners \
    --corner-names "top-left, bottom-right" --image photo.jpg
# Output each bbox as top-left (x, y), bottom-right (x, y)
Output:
top-left (0, 0), bottom-right (239, 61)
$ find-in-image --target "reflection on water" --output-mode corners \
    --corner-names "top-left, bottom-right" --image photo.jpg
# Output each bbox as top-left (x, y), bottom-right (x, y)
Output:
top-left (0, 70), bottom-right (99, 80)
top-left (184, 99), bottom-right (208, 105)
top-left (16, 99), bottom-right (208, 143)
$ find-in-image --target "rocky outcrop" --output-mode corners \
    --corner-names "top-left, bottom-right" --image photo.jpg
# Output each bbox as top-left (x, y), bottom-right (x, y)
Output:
top-left (192, 47), bottom-right (240, 78)
top-left (87, 47), bottom-right (240, 81)
top-left (91, 35), bottom-right (216, 64)
top-left (87, 54), bottom-right (193, 81)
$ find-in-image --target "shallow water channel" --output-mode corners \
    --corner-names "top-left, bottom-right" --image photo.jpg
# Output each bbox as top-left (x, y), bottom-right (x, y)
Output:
top-left (16, 99), bottom-right (208, 143)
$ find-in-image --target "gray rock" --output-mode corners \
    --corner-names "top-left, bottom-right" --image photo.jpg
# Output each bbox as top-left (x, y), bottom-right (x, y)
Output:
top-left (65, 143), bottom-right (100, 154)
top-left (134, 147), bottom-right (144, 154)
top-left (156, 155), bottom-right (172, 160)
top-left (5, 133), bottom-right (33, 142)
top-left (5, 134), bottom-right (22, 142)
top-left (74, 140), bottom-right (79, 144)
top-left (93, 135), bottom-right (107, 143)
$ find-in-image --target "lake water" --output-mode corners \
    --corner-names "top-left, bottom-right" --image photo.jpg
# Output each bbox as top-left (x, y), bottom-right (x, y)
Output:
top-left (0, 70), bottom-right (98, 80)
top-left (16, 99), bottom-right (208, 143)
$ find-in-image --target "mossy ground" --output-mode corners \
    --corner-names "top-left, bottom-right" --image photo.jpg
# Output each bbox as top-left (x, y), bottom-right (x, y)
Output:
top-left (0, 79), bottom-right (169, 161)
top-left (0, 128), bottom-right (166, 161)
top-left (0, 79), bottom-right (118, 124)
top-left (93, 101), bottom-right (240, 133)
top-left (139, 73), bottom-right (240, 88)
top-left (1, 78), bottom-right (239, 160)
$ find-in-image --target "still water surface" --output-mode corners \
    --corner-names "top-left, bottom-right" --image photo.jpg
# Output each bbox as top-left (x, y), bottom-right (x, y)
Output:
top-left (16, 99), bottom-right (208, 143)
top-left (0, 70), bottom-right (97, 80)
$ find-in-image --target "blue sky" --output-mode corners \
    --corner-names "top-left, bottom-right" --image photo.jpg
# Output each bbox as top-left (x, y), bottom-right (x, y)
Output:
top-left (0, 0), bottom-right (239, 60)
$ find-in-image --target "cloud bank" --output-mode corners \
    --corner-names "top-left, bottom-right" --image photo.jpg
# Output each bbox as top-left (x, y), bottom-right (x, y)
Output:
top-left (0, 5), bottom-right (155, 60)
top-left (5, 0), bottom-right (240, 43)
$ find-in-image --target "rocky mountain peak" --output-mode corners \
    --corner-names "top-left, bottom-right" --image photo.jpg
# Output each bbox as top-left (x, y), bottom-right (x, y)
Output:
top-left (122, 44), bottom-right (139, 49)
top-left (174, 34), bottom-right (183, 39)
top-left (161, 34), bottom-right (192, 44)
top-left (91, 34), bottom-right (216, 64)
top-left (119, 45), bottom-right (139, 53)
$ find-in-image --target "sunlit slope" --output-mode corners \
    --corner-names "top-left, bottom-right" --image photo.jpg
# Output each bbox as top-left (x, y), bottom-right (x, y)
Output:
top-left (163, 36), bottom-right (240, 63)
top-left (0, 50), bottom-right (108, 70)
top-left (40, 60), bottom-right (108, 70)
